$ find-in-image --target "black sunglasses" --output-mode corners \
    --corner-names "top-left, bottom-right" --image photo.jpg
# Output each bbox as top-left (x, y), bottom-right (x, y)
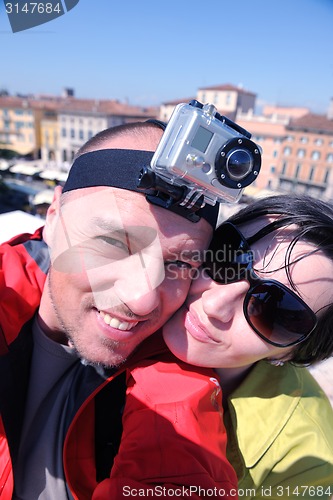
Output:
top-left (203, 222), bottom-right (318, 348)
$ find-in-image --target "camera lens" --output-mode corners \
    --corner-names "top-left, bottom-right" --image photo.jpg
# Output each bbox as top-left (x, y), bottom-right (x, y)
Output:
top-left (226, 149), bottom-right (253, 180)
top-left (215, 137), bottom-right (261, 189)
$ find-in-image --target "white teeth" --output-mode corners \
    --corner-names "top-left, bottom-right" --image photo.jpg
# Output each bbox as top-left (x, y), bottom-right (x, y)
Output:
top-left (99, 311), bottom-right (138, 331)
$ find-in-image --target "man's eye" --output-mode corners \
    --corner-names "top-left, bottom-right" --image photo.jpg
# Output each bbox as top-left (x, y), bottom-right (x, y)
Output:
top-left (96, 236), bottom-right (128, 252)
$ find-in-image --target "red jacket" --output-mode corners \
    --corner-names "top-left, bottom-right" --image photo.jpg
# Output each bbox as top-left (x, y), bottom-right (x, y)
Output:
top-left (93, 357), bottom-right (238, 499)
top-left (0, 230), bottom-right (237, 499)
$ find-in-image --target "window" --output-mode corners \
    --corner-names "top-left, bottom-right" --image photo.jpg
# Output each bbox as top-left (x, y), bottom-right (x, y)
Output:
top-left (286, 135), bottom-right (294, 142)
top-left (311, 151), bottom-right (320, 160)
top-left (295, 164), bottom-right (301, 178)
top-left (270, 165), bottom-right (276, 173)
top-left (273, 150), bottom-right (278, 158)
top-left (88, 130), bottom-right (93, 139)
top-left (79, 130), bottom-right (84, 140)
top-left (324, 169), bottom-right (330, 183)
top-left (70, 128), bottom-right (75, 139)
top-left (300, 136), bottom-right (308, 144)
top-left (63, 150), bottom-right (67, 162)
top-left (283, 147), bottom-right (291, 156)
top-left (297, 149), bottom-right (305, 158)
top-left (62, 128), bottom-right (66, 137)
top-left (314, 138), bottom-right (323, 146)
top-left (326, 153), bottom-right (333, 163)
top-left (281, 161), bottom-right (287, 175)
top-left (309, 166), bottom-right (315, 181)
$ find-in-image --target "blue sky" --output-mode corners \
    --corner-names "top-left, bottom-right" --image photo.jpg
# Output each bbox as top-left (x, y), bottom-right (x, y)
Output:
top-left (1, 0), bottom-right (332, 113)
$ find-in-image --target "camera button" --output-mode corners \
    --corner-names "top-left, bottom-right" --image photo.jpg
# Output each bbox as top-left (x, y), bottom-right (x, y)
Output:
top-left (186, 154), bottom-right (205, 168)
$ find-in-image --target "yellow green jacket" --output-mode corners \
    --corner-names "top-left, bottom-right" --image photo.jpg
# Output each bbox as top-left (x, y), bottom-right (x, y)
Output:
top-left (225, 360), bottom-right (333, 499)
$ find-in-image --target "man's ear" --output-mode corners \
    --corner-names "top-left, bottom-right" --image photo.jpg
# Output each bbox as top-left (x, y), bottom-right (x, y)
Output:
top-left (42, 185), bottom-right (63, 247)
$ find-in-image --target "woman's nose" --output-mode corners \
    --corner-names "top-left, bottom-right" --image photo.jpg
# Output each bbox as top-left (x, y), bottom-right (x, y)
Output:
top-left (191, 270), bottom-right (250, 322)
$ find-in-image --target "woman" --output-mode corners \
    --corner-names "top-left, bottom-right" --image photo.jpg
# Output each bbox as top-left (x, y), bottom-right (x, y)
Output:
top-left (94, 194), bottom-right (333, 499)
top-left (163, 194), bottom-right (333, 499)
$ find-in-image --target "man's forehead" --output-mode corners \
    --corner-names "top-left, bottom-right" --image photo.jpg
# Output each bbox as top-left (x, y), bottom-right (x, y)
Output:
top-left (61, 186), bottom-right (212, 250)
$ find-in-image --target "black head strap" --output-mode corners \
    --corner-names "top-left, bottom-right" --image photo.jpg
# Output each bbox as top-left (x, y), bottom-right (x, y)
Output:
top-left (62, 149), bottom-right (219, 228)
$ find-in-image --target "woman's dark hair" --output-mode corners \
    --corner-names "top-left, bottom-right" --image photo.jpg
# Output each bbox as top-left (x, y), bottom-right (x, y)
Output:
top-left (227, 194), bottom-right (333, 365)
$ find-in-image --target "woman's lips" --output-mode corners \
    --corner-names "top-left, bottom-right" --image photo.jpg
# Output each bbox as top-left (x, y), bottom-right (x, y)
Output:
top-left (184, 309), bottom-right (220, 344)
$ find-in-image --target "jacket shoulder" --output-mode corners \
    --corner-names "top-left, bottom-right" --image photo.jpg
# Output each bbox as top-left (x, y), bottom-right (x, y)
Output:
top-left (0, 228), bottom-right (49, 349)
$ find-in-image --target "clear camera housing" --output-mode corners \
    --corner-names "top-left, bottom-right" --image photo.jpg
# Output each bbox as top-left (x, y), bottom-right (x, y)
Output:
top-left (151, 101), bottom-right (262, 205)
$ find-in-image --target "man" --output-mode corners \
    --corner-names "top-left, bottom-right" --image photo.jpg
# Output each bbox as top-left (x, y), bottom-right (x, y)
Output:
top-left (0, 121), bottom-right (218, 498)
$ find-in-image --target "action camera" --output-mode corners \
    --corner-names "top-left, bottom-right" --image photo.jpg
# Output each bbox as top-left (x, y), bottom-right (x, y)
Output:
top-left (138, 100), bottom-right (262, 221)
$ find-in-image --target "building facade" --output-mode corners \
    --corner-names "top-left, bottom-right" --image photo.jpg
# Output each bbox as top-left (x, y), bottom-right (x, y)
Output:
top-left (277, 113), bottom-right (333, 199)
top-left (0, 94), bottom-right (157, 166)
top-left (46, 99), bottom-right (157, 166)
top-left (2, 86), bottom-right (333, 204)
top-left (237, 105), bottom-right (310, 192)
top-left (0, 97), bottom-right (38, 157)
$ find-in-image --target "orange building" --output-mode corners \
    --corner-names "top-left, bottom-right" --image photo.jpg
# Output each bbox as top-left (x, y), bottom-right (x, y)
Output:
top-left (237, 105), bottom-right (310, 192)
top-left (277, 113), bottom-right (333, 199)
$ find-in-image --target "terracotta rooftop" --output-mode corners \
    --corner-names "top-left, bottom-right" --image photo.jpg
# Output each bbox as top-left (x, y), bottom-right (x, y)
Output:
top-left (0, 95), bottom-right (74, 111)
top-left (0, 95), bottom-right (158, 117)
top-left (288, 113), bottom-right (333, 134)
top-left (57, 99), bottom-right (157, 116)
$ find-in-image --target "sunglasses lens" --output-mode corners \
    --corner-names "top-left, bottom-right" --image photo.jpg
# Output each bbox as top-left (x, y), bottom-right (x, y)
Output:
top-left (205, 224), bottom-right (251, 284)
top-left (245, 282), bottom-right (316, 346)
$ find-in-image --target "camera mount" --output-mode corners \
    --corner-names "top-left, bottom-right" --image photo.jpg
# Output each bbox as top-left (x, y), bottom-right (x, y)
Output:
top-left (137, 167), bottom-right (205, 222)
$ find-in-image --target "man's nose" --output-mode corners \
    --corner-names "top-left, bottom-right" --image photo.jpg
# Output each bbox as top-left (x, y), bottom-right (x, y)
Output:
top-left (113, 251), bottom-right (165, 315)
top-left (114, 272), bottom-right (161, 316)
